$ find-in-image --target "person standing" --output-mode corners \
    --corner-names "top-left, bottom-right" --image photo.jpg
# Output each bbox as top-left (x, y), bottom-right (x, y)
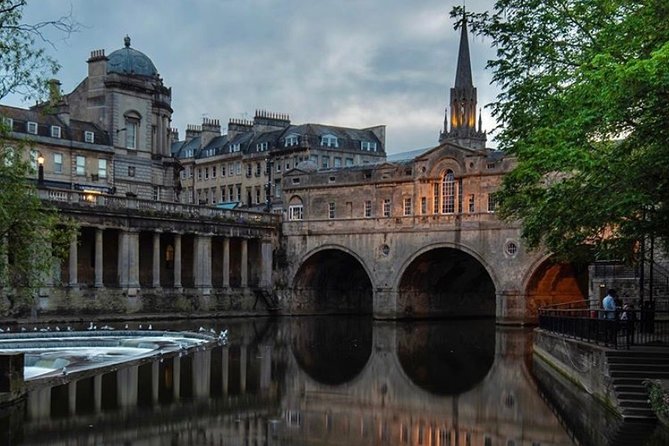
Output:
top-left (602, 289), bottom-right (618, 320)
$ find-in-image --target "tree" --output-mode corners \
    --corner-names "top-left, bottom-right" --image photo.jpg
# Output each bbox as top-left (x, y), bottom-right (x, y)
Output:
top-left (456, 0), bottom-right (669, 263)
top-left (0, 0), bottom-right (77, 315)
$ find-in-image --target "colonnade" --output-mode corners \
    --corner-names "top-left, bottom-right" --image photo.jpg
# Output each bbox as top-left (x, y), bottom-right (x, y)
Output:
top-left (61, 226), bottom-right (273, 291)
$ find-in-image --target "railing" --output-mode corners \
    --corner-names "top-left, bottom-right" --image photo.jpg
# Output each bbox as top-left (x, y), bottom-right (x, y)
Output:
top-left (538, 306), bottom-right (669, 349)
top-left (39, 187), bottom-right (281, 226)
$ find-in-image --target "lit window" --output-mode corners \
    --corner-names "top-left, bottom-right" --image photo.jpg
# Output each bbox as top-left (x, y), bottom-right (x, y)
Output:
top-left (403, 197), bottom-right (412, 216)
top-left (84, 131), bottom-right (95, 143)
top-left (53, 153), bottom-right (63, 173)
top-left (51, 126), bottom-right (61, 138)
top-left (98, 159), bottom-right (107, 178)
top-left (289, 204), bottom-right (304, 220)
top-left (76, 155), bottom-right (86, 176)
top-left (328, 202), bottom-right (335, 219)
top-left (383, 199), bottom-right (391, 217)
top-left (364, 200), bottom-right (372, 218)
top-left (27, 121), bottom-right (38, 134)
top-left (321, 134), bottom-right (338, 148)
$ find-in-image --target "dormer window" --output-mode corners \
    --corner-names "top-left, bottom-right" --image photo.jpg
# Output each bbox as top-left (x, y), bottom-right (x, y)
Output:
top-left (257, 141), bottom-right (268, 151)
top-left (229, 143), bottom-right (240, 153)
top-left (321, 134), bottom-right (338, 148)
top-left (84, 131), bottom-right (95, 143)
top-left (284, 134), bottom-right (299, 147)
top-left (361, 141), bottom-right (377, 151)
top-left (51, 125), bottom-right (61, 138)
top-left (27, 121), bottom-right (38, 135)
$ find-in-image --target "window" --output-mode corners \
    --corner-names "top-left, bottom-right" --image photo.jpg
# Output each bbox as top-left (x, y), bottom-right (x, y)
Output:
top-left (285, 161), bottom-right (291, 170)
top-left (257, 141), bottom-right (268, 151)
top-left (128, 166), bottom-right (135, 177)
top-left (220, 164), bottom-right (226, 176)
top-left (53, 153), bottom-right (63, 173)
top-left (442, 170), bottom-right (456, 213)
top-left (29, 150), bottom-right (38, 170)
top-left (236, 184), bottom-right (242, 202)
top-left (76, 156), bottom-right (86, 176)
top-left (197, 168), bottom-right (202, 180)
top-left (403, 197), bottom-right (412, 216)
top-left (228, 186), bottom-right (234, 202)
top-left (98, 159), bottom-right (107, 179)
top-left (328, 202), bottom-right (336, 219)
top-left (255, 162), bottom-right (261, 176)
top-left (276, 162), bottom-right (282, 173)
top-left (235, 162), bottom-right (241, 175)
top-left (51, 125), bottom-right (61, 138)
top-left (27, 121), bottom-right (38, 134)
top-left (204, 167), bottom-right (209, 180)
top-left (468, 194), bottom-right (475, 213)
top-left (246, 164), bottom-right (252, 177)
top-left (364, 200), bottom-right (372, 218)
top-left (488, 193), bottom-right (498, 213)
top-left (383, 199), bottom-right (391, 217)
top-left (321, 134), bottom-right (338, 148)
top-left (229, 143), bottom-right (240, 152)
top-left (289, 204), bottom-right (303, 220)
top-left (154, 187), bottom-right (160, 201)
top-left (292, 177), bottom-right (300, 184)
top-left (322, 157), bottom-right (330, 169)
top-left (84, 131), bottom-right (95, 143)
top-left (487, 161), bottom-right (496, 169)
top-left (254, 187), bottom-right (260, 204)
top-left (212, 165), bottom-right (217, 178)
top-left (345, 158), bottom-right (354, 167)
top-left (361, 141), bottom-right (377, 151)
top-left (421, 197), bottom-right (427, 214)
top-left (187, 166), bottom-right (192, 178)
top-left (284, 134), bottom-right (299, 147)
top-left (125, 117), bottom-right (138, 149)
top-left (333, 157), bottom-right (342, 167)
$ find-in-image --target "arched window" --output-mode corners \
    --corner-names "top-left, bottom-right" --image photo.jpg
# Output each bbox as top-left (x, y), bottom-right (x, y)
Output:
top-left (288, 196), bottom-right (304, 221)
top-left (441, 170), bottom-right (456, 214)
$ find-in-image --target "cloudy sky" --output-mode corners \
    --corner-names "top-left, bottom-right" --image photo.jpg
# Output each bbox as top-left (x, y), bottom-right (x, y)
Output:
top-left (7, 0), bottom-right (498, 154)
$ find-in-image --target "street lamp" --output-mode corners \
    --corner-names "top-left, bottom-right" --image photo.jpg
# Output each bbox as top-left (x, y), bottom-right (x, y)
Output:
top-left (37, 153), bottom-right (45, 184)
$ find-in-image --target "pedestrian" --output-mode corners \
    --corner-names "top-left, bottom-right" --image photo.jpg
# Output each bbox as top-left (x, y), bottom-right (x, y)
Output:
top-left (602, 289), bottom-right (617, 320)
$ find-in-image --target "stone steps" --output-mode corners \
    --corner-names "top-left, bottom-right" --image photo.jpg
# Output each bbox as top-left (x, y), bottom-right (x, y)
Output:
top-left (606, 350), bottom-right (669, 421)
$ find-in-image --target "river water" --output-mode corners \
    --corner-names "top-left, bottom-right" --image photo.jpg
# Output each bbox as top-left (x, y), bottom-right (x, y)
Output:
top-left (1, 316), bottom-right (668, 445)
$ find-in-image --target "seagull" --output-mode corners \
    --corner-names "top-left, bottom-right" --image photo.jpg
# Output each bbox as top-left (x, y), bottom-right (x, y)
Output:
top-left (21, 327), bottom-right (26, 332)
top-left (124, 324), bottom-right (129, 330)
top-left (209, 328), bottom-right (216, 335)
top-left (198, 326), bottom-right (205, 332)
top-left (88, 322), bottom-right (94, 330)
top-left (148, 324), bottom-right (152, 330)
top-left (62, 367), bottom-right (67, 376)
top-left (55, 326), bottom-right (60, 331)
top-left (66, 326), bottom-right (72, 331)
top-left (0, 328), bottom-right (4, 333)
top-left (139, 324), bottom-right (142, 330)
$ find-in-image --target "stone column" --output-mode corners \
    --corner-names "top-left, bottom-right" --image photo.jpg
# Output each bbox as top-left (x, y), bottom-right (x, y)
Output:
top-left (240, 238), bottom-right (248, 288)
top-left (117, 366), bottom-right (139, 407)
top-left (260, 240), bottom-right (273, 288)
top-left (173, 356), bottom-right (181, 400)
top-left (152, 232), bottom-right (161, 288)
top-left (94, 374), bottom-right (102, 412)
top-left (372, 287), bottom-right (398, 319)
top-left (68, 231), bottom-right (78, 288)
top-left (128, 231), bottom-right (140, 289)
top-left (174, 234), bottom-right (182, 288)
top-left (222, 237), bottom-right (230, 288)
top-left (194, 235), bottom-right (212, 290)
top-left (94, 228), bottom-right (104, 288)
top-left (68, 381), bottom-right (77, 415)
top-left (152, 361), bottom-right (160, 404)
top-left (118, 230), bottom-right (129, 288)
top-left (27, 387), bottom-right (51, 420)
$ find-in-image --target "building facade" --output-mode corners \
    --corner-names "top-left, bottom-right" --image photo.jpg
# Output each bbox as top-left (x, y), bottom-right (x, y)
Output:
top-left (172, 111), bottom-right (386, 211)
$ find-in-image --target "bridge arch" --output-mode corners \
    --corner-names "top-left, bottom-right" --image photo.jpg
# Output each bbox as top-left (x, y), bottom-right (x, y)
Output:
top-left (394, 243), bottom-right (499, 318)
top-left (291, 245), bottom-right (374, 314)
top-left (522, 254), bottom-right (589, 321)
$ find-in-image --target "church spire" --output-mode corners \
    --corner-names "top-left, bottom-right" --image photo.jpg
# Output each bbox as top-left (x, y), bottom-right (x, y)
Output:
top-left (439, 9), bottom-right (486, 149)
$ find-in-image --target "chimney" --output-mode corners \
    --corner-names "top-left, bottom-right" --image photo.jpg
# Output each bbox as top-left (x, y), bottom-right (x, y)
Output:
top-left (201, 117), bottom-right (221, 147)
top-left (185, 124), bottom-right (202, 142)
top-left (170, 127), bottom-right (180, 142)
top-left (253, 110), bottom-right (290, 132)
top-left (227, 117), bottom-right (253, 141)
top-left (47, 79), bottom-right (62, 105)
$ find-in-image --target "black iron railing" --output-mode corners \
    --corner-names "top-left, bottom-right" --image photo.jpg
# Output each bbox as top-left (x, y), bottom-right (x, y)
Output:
top-left (538, 304), bottom-right (669, 349)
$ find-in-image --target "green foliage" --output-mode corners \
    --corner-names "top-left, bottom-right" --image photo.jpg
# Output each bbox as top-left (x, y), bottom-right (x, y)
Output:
top-left (645, 379), bottom-right (669, 420)
top-left (457, 0), bottom-right (669, 262)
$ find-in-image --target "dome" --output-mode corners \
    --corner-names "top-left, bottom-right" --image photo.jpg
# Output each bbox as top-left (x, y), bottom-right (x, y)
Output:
top-left (107, 36), bottom-right (158, 78)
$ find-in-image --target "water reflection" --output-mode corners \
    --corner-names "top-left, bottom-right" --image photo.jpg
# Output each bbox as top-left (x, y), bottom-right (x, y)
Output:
top-left (0, 317), bottom-right (581, 445)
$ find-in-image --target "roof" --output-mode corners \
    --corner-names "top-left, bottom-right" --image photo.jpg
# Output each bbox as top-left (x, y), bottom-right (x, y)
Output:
top-left (387, 147), bottom-right (432, 162)
top-left (107, 36), bottom-right (158, 78)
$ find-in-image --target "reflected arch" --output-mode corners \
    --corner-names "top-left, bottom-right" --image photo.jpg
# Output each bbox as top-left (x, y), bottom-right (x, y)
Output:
top-left (397, 246), bottom-right (497, 318)
top-left (524, 256), bottom-right (589, 321)
top-left (396, 319), bottom-right (495, 395)
top-left (290, 317), bottom-right (372, 386)
top-left (292, 246), bottom-right (373, 314)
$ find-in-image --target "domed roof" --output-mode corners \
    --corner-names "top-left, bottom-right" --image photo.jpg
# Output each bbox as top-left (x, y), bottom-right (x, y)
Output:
top-left (107, 36), bottom-right (158, 78)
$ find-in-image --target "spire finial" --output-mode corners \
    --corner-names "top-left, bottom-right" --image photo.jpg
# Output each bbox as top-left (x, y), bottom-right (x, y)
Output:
top-left (124, 35), bottom-right (131, 48)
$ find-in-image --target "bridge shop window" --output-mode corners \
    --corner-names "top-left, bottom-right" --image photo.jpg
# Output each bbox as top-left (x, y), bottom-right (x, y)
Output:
top-left (328, 202), bottom-right (336, 219)
top-left (364, 200), bottom-right (372, 218)
top-left (420, 197), bottom-right (427, 214)
top-left (53, 153), bottom-right (63, 173)
top-left (468, 194), bottom-right (475, 213)
top-left (403, 197), bottom-right (412, 216)
top-left (442, 170), bottom-right (456, 213)
top-left (288, 197), bottom-right (304, 221)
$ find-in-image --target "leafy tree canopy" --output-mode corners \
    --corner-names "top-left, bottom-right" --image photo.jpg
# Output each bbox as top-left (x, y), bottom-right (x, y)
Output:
top-left (456, 0), bottom-right (669, 263)
top-left (0, 0), bottom-right (77, 315)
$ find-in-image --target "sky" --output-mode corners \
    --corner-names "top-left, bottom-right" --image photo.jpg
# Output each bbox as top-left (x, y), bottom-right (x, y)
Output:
top-left (7, 0), bottom-right (499, 154)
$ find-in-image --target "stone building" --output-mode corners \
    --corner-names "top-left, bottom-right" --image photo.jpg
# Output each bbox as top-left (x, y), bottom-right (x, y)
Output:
top-left (172, 110), bottom-right (386, 211)
top-left (0, 36), bottom-right (179, 201)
